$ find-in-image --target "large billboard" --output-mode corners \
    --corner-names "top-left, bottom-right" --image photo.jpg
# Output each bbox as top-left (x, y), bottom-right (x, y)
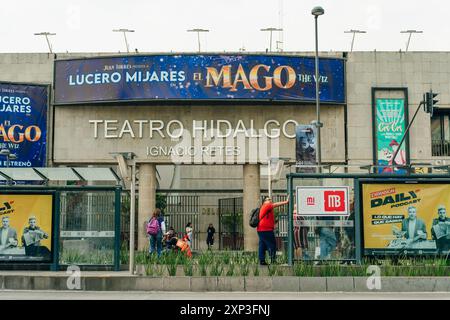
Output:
top-left (0, 193), bottom-right (53, 262)
top-left (0, 82), bottom-right (48, 167)
top-left (54, 54), bottom-right (345, 104)
top-left (361, 182), bottom-right (450, 255)
top-left (373, 98), bottom-right (408, 174)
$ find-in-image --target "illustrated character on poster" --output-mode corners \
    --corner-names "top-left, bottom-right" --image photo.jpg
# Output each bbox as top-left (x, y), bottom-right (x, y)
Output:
top-left (388, 139), bottom-right (406, 167)
top-left (393, 206), bottom-right (427, 247)
top-left (0, 216), bottom-right (18, 251)
top-left (21, 215), bottom-right (50, 257)
top-left (431, 205), bottom-right (450, 254)
top-left (378, 148), bottom-right (393, 173)
top-left (380, 140), bottom-right (407, 173)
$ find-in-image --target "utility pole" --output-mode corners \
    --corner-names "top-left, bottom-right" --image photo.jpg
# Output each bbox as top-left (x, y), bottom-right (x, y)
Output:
top-left (260, 27), bottom-right (283, 52)
top-left (34, 32), bottom-right (56, 53)
top-left (187, 29), bottom-right (209, 52)
top-left (113, 29), bottom-right (135, 53)
top-left (400, 30), bottom-right (423, 52)
top-left (344, 29), bottom-right (366, 52)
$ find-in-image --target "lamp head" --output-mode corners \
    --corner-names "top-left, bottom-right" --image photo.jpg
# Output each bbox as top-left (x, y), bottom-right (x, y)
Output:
top-left (0, 149), bottom-right (10, 156)
top-left (311, 6), bottom-right (324, 16)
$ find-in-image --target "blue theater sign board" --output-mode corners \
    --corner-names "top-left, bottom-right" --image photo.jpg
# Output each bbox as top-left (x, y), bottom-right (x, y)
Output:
top-left (54, 54), bottom-right (345, 104)
top-left (0, 82), bottom-right (48, 167)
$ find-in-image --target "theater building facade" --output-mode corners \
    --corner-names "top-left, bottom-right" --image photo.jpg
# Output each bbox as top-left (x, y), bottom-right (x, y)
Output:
top-left (1, 51), bottom-right (449, 252)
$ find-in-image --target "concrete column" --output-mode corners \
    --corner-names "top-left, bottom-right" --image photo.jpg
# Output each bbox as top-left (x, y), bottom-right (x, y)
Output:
top-left (138, 163), bottom-right (157, 250)
top-left (243, 164), bottom-right (261, 252)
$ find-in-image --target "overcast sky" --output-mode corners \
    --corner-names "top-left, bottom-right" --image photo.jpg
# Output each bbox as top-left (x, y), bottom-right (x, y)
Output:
top-left (0, 0), bottom-right (448, 53)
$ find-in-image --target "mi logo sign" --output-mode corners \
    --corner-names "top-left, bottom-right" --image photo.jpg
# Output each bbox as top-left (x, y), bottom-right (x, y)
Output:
top-left (296, 186), bottom-right (349, 217)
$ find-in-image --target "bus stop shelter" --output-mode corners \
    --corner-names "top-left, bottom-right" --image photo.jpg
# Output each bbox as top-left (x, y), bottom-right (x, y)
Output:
top-left (0, 167), bottom-right (122, 271)
top-left (286, 166), bottom-right (450, 266)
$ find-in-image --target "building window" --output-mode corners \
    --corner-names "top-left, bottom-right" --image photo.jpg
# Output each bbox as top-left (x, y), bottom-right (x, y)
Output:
top-left (431, 113), bottom-right (450, 156)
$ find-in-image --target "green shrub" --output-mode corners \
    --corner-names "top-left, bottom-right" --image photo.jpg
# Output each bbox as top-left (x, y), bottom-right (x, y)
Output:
top-left (239, 262), bottom-right (249, 276)
top-left (209, 261), bottom-right (224, 276)
top-left (253, 264), bottom-right (260, 276)
top-left (183, 260), bottom-right (194, 276)
top-left (268, 264), bottom-right (277, 276)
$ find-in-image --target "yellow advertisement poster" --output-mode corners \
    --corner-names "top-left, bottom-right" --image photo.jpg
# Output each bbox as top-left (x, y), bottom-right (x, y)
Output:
top-left (0, 193), bottom-right (53, 262)
top-left (362, 183), bottom-right (450, 254)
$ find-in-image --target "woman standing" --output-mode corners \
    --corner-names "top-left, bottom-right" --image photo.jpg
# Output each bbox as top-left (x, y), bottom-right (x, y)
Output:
top-left (148, 209), bottom-right (165, 258)
top-left (184, 222), bottom-right (193, 249)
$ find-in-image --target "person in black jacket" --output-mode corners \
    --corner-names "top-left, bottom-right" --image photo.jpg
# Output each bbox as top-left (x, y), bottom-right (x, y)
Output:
top-left (206, 223), bottom-right (215, 250)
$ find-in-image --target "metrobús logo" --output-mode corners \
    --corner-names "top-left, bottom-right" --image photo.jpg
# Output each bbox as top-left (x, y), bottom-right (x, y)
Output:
top-left (0, 201), bottom-right (15, 216)
top-left (0, 123), bottom-right (42, 143)
top-left (369, 187), bottom-right (421, 209)
top-left (324, 191), bottom-right (346, 212)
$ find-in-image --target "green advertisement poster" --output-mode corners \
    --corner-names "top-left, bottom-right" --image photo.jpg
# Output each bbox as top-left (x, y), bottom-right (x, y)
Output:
top-left (375, 98), bottom-right (408, 173)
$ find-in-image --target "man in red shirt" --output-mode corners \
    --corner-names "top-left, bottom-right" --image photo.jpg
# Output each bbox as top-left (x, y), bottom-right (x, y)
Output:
top-left (257, 196), bottom-right (289, 265)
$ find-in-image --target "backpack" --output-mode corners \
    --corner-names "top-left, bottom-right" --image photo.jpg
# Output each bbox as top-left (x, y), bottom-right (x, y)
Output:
top-left (249, 207), bottom-right (271, 228)
top-left (146, 218), bottom-right (160, 236)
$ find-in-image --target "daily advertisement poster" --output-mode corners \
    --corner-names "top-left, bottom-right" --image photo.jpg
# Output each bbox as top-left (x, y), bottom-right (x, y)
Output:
top-left (374, 98), bottom-right (408, 174)
top-left (295, 125), bottom-right (316, 173)
top-left (0, 83), bottom-right (48, 167)
top-left (362, 183), bottom-right (450, 255)
top-left (0, 194), bottom-right (53, 262)
top-left (54, 55), bottom-right (345, 104)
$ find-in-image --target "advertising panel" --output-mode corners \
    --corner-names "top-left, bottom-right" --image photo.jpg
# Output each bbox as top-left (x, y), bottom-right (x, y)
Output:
top-left (0, 193), bottom-right (53, 262)
top-left (0, 82), bottom-right (48, 167)
top-left (54, 54), bottom-right (345, 104)
top-left (362, 182), bottom-right (450, 255)
top-left (295, 124), bottom-right (316, 173)
top-left (374, 98), bottom-right (408, 174)
top-left (296, 186), bottom-right (349, 216)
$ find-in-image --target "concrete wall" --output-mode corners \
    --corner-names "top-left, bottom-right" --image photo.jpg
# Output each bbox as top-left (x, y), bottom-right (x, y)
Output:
top-left (52, 104), bottom-right (345, 164)
top-left (346, 51), bottom-right (450, 166)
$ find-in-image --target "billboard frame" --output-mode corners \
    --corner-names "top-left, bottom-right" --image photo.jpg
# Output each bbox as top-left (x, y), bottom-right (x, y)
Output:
top-left (358, 178), bottom-right (450, 258)
top-left (371, 87), bottom-right (411, 170)
top-left (52, 52), bottom-right (347, 106)
top-left (0, 81), bottom-right (51, 168)
top-left (0, 190), bottom-right (56, 266)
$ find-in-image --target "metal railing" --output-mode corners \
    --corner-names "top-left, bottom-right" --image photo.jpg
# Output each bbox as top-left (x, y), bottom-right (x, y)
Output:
top-left (432, 140), bottom-right (450, 157)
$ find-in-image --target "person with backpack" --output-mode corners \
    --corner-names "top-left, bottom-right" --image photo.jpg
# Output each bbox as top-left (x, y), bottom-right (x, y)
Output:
top-left (256, 197), bottom-right (289, 265)
top-left (147, 208), bottom-right (165, 258)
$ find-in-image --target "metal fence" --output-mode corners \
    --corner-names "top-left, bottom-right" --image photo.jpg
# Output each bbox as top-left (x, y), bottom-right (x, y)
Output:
top-left (218, 197), bottom-right (243, 250)
top-left (59, 191), bottom-right (117, 266)
top-left (432, 140), bottom-right (450, 156)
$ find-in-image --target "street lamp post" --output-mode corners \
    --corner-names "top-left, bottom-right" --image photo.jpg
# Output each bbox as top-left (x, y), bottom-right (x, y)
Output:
top-left (187, 29), bottom-right (210, 52)
top-left (34, 32), bottom-right (56, 53)
top-left (260, 27), bottom-right (283, 52)
top-left (400, 30), bottom-right (423, 52)
top-left (311, 6), bottom-right (324, 172)
top-left (344, 29), bottom-right (366, 52)
top-left (113, 29), bottom-right (135, 53)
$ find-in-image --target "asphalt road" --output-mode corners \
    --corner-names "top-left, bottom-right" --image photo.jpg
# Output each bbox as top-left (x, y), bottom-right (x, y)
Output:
top-left (0, 290), bottom-right (449, 300)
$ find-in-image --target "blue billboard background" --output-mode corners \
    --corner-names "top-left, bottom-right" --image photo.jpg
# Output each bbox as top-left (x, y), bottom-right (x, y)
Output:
top-left (54, 55), bottom-right (345, 104)
top-left (0, 83), bottom-right (47, 167)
